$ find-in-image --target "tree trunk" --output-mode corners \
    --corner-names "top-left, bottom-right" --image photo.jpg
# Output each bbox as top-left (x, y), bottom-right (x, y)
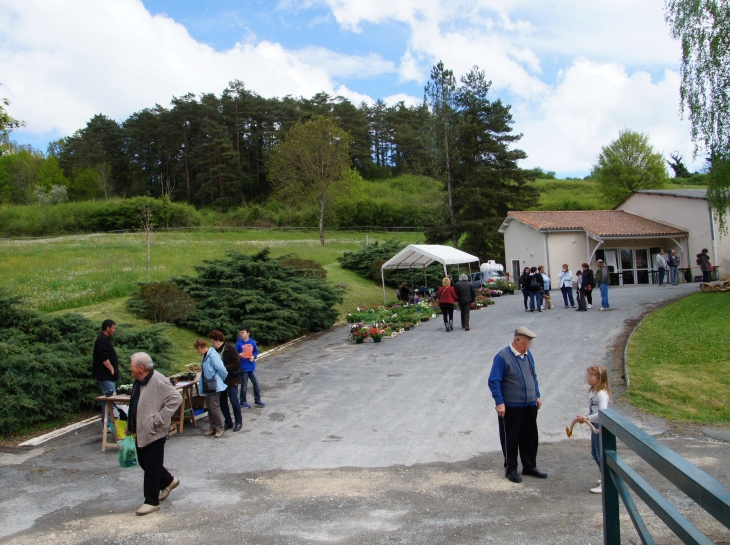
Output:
top-left (146, 225), bottom-right (151, 271)
top-left (182, 123), bottom-right (191, 203)
top-left (444, 117), bottom-right (457, 248)
top-left (318, 196), bottom-right (326, 246)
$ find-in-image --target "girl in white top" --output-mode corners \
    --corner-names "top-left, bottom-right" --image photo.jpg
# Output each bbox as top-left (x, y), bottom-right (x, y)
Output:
top-left (575, 365), bottom-right (610, 494)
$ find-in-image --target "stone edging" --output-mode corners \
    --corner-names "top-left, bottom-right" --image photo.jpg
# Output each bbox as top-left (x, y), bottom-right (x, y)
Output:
top-left (622, 290), bottom-right (697, 389)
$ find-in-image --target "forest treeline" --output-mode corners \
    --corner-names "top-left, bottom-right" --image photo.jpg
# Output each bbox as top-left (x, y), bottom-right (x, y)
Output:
top-left (1, 82), bottom-right (437, 207)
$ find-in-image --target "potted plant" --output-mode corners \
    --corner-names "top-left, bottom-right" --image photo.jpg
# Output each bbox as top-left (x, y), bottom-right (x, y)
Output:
top-left (369, 327), bottom-right (385, 343)
top-left (351, 327), bottom-right (368, 344)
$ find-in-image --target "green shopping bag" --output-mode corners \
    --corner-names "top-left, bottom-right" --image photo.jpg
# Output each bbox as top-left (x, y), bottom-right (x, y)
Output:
top-left (117, 435), bottom-right (138, 468)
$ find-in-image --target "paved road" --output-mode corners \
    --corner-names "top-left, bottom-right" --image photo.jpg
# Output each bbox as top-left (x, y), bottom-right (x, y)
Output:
top-left (0, 283), bottom-right (703, 543)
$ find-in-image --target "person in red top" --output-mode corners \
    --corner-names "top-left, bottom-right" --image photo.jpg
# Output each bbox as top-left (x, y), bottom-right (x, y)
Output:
top-left (437, 277), bottom-right (459, 332)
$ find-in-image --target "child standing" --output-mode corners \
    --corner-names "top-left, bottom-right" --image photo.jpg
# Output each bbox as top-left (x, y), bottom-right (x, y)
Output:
top-left (235, 326), bottom-right (265, 409)
top-left (575, 365), bottom-right (610, 493)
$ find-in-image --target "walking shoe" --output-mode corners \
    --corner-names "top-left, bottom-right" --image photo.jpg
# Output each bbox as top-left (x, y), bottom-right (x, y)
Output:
top-left (159, 477), bottom-right (180, 501)
top-left (565, 305), bottom-right (569, 308)
top-left (445, 324), bottom-right (449, 332)
top-left (136, 503), bottom-right (160, 516)
top-left (224, 423), bottom-right (233, 431)
top-left (233, 424), bottom-right (242, 432)
top-left (465, 327), bottom-right (470, 331)
top-left (505, 470), bottom-right (523, 483)
top-left (214, 430), bottom-right (224, 438)
top-left (255, 401), bottom-right (266, 408)
top-left (590, 484), bottom-right (602, 494)
top-left (522, 468), bottom-right (548, 479)
top-left (242, 402), bottom-right (251, 408)
top-left (204, 430), bottom-right (215, 436)
top-left (599, 307), bottom-right (605, 311)
top-left (587, 304), bottom-right (593, 309)
top-left (571, 305), bottom-right (577, 308)
top-left (537, 310), bottom-right (542, 313)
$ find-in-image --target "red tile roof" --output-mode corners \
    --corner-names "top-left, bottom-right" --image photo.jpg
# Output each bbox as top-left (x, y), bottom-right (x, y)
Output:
top-left (504, 210), bottom-right (686, 237)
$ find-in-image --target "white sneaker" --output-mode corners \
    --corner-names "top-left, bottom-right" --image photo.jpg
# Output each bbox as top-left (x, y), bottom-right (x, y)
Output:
top-left (587, 304), bottom-right (593, 309)
top-left (590, 485), bottom-right (602, 494)
top-left (599, 307), bottom-right (605, 311)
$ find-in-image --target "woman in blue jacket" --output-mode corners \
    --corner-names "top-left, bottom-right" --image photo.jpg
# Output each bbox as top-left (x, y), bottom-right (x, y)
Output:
top-left (194, 339), bottom-right (228, 438)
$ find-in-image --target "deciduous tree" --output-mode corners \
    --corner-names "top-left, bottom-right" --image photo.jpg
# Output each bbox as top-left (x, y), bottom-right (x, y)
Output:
top-left (267, 115), bottom-right (352, 245)
top-left (591, 130), bottom-right (667, 205)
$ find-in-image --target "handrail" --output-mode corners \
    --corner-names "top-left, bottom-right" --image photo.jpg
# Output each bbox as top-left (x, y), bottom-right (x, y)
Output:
top-left (600, 408), bottom-right (730, 544)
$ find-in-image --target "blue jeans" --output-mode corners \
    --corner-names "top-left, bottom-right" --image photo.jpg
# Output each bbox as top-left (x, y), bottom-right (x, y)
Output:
top-left (669, 266), bottom-right (678, 284)
top-left (658, 267), bottom-right (666, 285)
top-left (591, 423), bottom-right (601, 469)
top-left (560, 286), bottom-right (575, 306)
top-left (528, 291), bottom-right (540, 311)
top-left (219, 384), bottom-right (242, 426)
top-left (599, 283), bottom-right (609, 309)
top-left (97, 380), bottom-right (116, 421)
top-left (240, 371), bottom-right (262, 404)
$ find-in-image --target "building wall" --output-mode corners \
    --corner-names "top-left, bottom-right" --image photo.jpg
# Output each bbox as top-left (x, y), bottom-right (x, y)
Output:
top-left (619, 193), bottom-right (729, 272)
top-left (503, 220), bottom-right (547, 280)
top-left (546, 231), bottom-right (588, 278)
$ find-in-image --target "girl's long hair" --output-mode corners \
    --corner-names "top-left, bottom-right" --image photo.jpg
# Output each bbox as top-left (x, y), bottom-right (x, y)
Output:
top-left (587, 365), bottom-right (610, 398)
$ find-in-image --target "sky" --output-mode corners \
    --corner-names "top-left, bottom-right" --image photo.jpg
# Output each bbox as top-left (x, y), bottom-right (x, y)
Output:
top-left (0, 0), bottom-right (704, 177)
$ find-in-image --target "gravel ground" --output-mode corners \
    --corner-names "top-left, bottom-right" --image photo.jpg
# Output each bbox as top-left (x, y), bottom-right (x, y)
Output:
top-left (1, 283), bottom-right (728, 544)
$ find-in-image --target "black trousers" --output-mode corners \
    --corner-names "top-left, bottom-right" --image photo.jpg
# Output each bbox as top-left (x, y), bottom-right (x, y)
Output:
top-left (521, 289), bottom-right (529, 309)
top-left (439, 303), bottom-right (454, 325)
top-left (459, 301), bottom-right (471, 328)
top-left (136, 436), bottom-right (174, 506)
top-left (586, 289), bottom-right (593, 305)
top-left (498, 405), bottom-right (539, 473)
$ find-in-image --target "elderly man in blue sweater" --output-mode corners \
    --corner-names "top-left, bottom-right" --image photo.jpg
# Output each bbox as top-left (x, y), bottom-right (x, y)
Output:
top-left (488, 326), bottom-right (547, 483)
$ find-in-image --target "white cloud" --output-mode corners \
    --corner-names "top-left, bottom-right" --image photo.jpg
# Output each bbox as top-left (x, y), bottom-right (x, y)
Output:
top-left (293, 47), bottom-right (396, 79)
top-left (0, 0), bottom-right (377, 138)
top-left (515, 60), bottom-right (699, 175)
top-left (382, 93), bottom-right (422, 107)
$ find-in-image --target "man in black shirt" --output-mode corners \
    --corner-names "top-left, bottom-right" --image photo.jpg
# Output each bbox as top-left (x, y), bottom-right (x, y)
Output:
top-left (92, 319), bottom-right (119, 422)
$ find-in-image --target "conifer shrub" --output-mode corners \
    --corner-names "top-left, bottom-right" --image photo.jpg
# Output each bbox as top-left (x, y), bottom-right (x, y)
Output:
top-left (127, 282), bottom-right (197, 323)
top-left (0, 293), bottom-right (173, 435)
top-left (279, 257), bottom-right (327, 278)
top-left (173, 249), bottom-right (343, 345)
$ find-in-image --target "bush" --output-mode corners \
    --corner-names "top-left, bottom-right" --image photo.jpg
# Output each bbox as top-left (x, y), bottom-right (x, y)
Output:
top-left (127, 282), bottom-right (198, 323)
top-left (0, 293), bottom-right (173, 435)
top-left (173, 249), bottom-right (343, 345)
top-left (0, 197), bottom-right (202, 238)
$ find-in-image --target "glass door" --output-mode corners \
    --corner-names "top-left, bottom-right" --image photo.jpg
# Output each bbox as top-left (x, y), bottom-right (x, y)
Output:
top-left (635, 249), bottom-right (650, 284)
top-left (621, 249), bottom-right (635, 285)
top-left (604, 249), bottom-right (621, 286)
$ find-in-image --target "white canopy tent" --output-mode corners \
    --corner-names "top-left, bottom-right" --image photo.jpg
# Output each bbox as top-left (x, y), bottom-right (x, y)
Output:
top-left (379, 244), bottom-right (480, 303)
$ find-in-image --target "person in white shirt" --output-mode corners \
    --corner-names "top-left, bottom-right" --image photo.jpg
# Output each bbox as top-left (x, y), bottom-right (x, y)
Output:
top-left (558, 264), bottom-right (576, 308)
top-left (655, 249), bottom-right (668, 287)
top-left (575, 365), bottom-right (610, 494)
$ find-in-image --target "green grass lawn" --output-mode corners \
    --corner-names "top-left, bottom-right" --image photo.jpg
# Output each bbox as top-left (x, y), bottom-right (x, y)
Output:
top-left (0, 229), bottom-right (422, 312)
top-left (625, 292), bottom-right (730, 424)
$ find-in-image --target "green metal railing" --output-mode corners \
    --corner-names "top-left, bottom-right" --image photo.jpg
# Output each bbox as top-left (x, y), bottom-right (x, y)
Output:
top-left (600, 409), bottom-right (730, 544)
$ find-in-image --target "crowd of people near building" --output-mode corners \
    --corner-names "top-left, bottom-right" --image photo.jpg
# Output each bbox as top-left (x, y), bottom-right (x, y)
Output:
top-left (91, 320), bottom-right (265, 515)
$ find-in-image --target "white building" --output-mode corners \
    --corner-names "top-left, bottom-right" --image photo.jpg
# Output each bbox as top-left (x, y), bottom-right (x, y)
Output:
top-left (499, 189), bottom-right (727, 285)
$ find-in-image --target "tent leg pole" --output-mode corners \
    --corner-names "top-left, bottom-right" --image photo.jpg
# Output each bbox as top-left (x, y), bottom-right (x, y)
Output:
top-left (382, 269), bottom-right (387, 305)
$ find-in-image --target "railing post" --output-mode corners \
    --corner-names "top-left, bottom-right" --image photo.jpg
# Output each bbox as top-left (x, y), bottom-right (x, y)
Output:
top-left (602, 425), bottom-right (621, 545)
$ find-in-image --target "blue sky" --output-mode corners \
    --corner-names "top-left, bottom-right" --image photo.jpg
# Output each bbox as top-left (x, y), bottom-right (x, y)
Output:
top-left (0, 0), bottom-right (703, 176)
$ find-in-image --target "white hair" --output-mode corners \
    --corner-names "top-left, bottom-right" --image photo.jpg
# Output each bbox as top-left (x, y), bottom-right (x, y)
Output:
top-left (459, 273), bottom-right (468, 281)
top-left (130, 352), bottom-right (154, 370)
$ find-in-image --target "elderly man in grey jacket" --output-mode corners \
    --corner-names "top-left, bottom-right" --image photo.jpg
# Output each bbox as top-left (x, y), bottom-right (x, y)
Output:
top-left (127, 352), bottom-right (182, 516)
top-left (454, 273), bottom-right (476, 331)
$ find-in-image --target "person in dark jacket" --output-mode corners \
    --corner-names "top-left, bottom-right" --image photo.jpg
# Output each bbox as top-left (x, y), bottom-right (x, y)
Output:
top-left (92, 319), bottom-right (119, 422)
top-left (398, 282), bottom-right (411, 304)
top-left (519, 267), bottom-right (531, 312)
top-left (527, 267), bottom-right (544, 313)
top-left (454, 273), bottom-right (476, 331)
top-left (698, 248), bottom-right (712, 282)
top-left (581, 263), bottom-right (595, 309)
top-left (667, 249), bottom-right (680, 286)
top-left (437, 277), bottom-right (458, 332)
top-left (488, 327), bottom-right (546, 483)
top-left (209, 330), bottom-right (243, 432)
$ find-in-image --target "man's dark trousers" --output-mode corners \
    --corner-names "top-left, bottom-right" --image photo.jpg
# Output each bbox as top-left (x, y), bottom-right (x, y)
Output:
top-left (498, 405), bottom-right (538, 472)
top-left (136, 437), bottom-right (174, 506)
top-left (459, 301), bottom-right (471, 329)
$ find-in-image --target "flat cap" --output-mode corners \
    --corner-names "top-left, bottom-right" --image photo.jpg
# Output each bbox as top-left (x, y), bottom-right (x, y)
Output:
top-left (597, 259), bottom-right (604, 263)
top-left (514, 326), bottom-right (536, 339)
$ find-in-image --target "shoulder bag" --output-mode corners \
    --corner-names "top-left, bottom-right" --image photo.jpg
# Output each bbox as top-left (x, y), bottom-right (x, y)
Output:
top-left (201, 355), bottom-right (218, 394)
